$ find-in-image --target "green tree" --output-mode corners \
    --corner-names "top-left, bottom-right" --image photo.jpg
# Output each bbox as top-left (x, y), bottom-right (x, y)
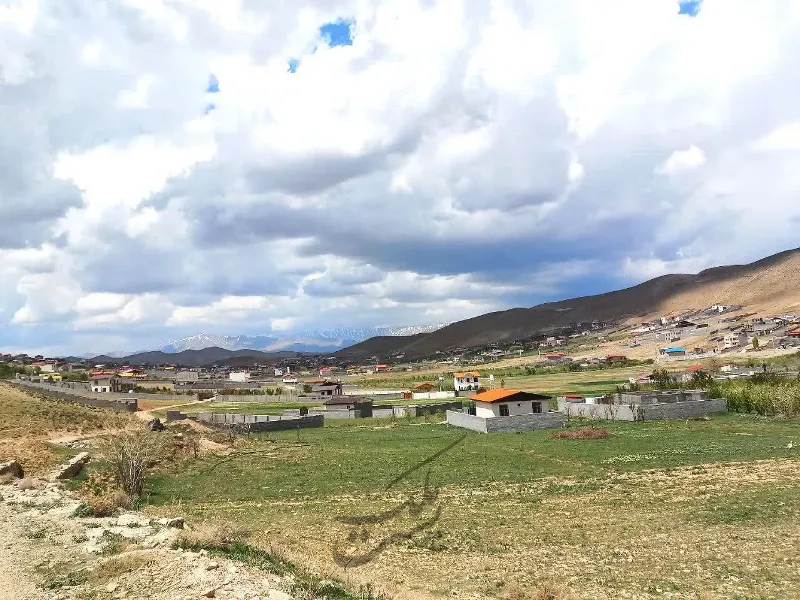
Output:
top-left (752, 337), bottom-right (760, 350)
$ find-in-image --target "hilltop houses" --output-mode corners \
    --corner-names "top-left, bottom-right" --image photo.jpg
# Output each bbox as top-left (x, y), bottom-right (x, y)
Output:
top-left (723, 331), bottom-right (748, 349)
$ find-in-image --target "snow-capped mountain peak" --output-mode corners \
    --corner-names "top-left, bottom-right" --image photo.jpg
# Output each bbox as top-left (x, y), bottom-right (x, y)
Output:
top-left (160, 324), bottom-right (449, 354)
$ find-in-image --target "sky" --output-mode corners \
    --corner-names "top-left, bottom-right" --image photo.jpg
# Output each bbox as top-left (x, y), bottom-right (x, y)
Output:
top-left (3, 0), bottom-right (800, 356)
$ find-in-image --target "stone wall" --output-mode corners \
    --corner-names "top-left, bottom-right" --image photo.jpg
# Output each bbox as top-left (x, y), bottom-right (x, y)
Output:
top-left (446, 410), bottom-right (565, 433)
top-left (7, 380), bottom-right (138, 412)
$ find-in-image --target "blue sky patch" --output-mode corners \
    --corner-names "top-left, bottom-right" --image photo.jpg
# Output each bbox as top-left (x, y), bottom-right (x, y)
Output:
top-left (207, 73), bottom-right (220, 93)
top-left (287, 58), bottom-right (300, 73)
top-left (678, 0), bottom-right (702, 16)
top-left (320, 18), bottom-right (354, 47)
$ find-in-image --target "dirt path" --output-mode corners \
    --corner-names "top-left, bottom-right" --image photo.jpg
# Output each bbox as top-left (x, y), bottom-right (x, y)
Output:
top-left (133, 399), bottom-right (209, 422)
top-left (0, 479), bottom-right (292, 600)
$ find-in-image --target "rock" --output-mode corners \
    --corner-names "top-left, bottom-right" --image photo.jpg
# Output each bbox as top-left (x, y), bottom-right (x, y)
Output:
top-left (0, 460), bottom-right (23, 479)
top-left (51, 452), bottom-right (90, 480)
top-left (200, 588), bottom-right (216, 598)
top-left (158, 517), bottom-right (185, 529)
top-left (267, 591), bottom-right (292, 600)
top-left (147, 418), bottom-right (166, 432)
top-left (107, 582), bottom-right (120, 593)
top-left (205, 561), bottom-right (219, 571)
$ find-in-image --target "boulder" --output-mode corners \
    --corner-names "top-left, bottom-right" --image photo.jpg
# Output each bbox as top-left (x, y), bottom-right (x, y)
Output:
top-left (0, 460), bottom-right (23, 479)
top-left (51, 452), bottom-right (90, 480)
top-left (157, 517), bottom-right (185, 529)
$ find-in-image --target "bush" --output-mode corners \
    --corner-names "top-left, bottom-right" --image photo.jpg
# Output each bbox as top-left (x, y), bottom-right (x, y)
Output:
top-left (99, 430), bottom-right (167, 497)
top-left (174, 522), bottom-right (251, 552)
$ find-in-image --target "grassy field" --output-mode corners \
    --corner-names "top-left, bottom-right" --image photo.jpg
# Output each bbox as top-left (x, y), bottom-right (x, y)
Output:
top-left (146, 413), bottom-right (800, 600)
top-left (0, 382), bottom-right (121, 475)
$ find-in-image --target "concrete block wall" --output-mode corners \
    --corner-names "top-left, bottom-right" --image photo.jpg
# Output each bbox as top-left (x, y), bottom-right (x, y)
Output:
top-left (445, 410), bottom-right (488, 433)
top-left (558, 397), bottom-right (727, 421)
top-left (485, 412), bottom-right (566, 433)
top-left (446, 410), bottom-right (566, 433)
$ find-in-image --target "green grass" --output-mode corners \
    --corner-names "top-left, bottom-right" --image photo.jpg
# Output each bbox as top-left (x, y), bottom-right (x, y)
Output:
top-left (149, 413), bottom-right (799, 505)
top-left (147, 412), bottom-right (800, 599)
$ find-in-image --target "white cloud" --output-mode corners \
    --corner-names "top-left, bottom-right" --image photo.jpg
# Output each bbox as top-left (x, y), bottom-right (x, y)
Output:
top-left (656, 145), bottom-right (707, 176)
top-left (5, 0), bottom-right (800, 354)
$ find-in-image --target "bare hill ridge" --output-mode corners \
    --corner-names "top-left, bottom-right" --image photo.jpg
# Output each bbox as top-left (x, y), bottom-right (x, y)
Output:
top-left (337, 247), bottom-right (800, 358)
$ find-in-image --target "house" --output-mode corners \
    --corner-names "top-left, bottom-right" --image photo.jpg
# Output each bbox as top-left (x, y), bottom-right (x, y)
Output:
top-left (679, 365), bottom-right (705, 383)
top-left (273, 368), bottom-right (284, 377)
top-left (117, 367), bottom-right (146, 379)
top-left (319, 366), bottom-right (333, 377)
top-left (375, 364), bottom-right (389, 372)
top-left (282, 376), bottom-right (299, 384)
top-left (91, 373), bottom-right (114, 393)
top-left (659, 330), bottom-right (681, 343)
top-left (453, 371), bottom-right (480, 393)
top-left (312, 382), bottom-right (343, 397)
top-left (723, 332), bottom-right (748, 349)
top-left (175, 370), bottom-right (199, 383)
top-left (470, 389), bottom-right (552, 417)
top-left (323, 396), bottom-right (364, 411)
top-left (32, 362), bottom-right (55, 374)
top-left (605, 354), bottom-right (628, 364)
top-left (544, 352), bottom-right (568, 362)
top-left (787, 329), bottom-right (800, 338)
top-left (229, 371), bottom-right (250, 383)
top-left (660, 347), bottom-right (686, 357)
top-left (413, 382), bottom-right (437, 392)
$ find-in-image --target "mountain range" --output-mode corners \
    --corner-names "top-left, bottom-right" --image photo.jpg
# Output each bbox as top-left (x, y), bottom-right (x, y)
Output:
top-left (335, 247), bottom-right (800, 359)
top-left (159, 325), bottom-right (450, 354)
top-left (83, 247), bottom-right (800, 367)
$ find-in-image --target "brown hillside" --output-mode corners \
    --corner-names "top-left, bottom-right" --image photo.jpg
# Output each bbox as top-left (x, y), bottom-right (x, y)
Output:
top-left (337, 247), bottom-right (800, 359)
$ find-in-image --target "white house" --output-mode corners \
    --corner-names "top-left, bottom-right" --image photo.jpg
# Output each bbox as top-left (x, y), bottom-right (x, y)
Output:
top-left (471, 389), bottom-right (551, 417)
top-left (91, 374), bottom-right (114, 393)
top-left (453, 371), bottom-right (480, 392)
top-left (229, 371), bottom-right (250, 383)
top-left (659, 330), bottom-right (681, 342)
top-left (723, 332), bottom-right (748, 349)
top-left (273, 368), bottom-right (284, 377)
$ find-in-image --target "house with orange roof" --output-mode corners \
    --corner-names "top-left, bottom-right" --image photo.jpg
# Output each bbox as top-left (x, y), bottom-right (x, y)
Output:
top-left (446, 388), bottom-right (564, 433)
top-left (453, 371), bottom-right (480, 393)
top-left (470, 388), bottom-right (552, 418)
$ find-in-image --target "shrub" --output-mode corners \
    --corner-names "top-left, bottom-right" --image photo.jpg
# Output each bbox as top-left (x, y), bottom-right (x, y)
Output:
top-left (552, 427), bottom-right (612, 440)
top-left (99, 430), bottom-right (167, 497)
top-left (174, 522), bottom-right (251, 552)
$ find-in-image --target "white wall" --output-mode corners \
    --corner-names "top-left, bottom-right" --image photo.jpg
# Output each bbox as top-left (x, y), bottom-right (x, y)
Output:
top-left (229, 372), bottom-right (250, 383)
top-left (412, 391), bottom-right (456, 400)
top-left (475, 399), bottom-right (549, 418)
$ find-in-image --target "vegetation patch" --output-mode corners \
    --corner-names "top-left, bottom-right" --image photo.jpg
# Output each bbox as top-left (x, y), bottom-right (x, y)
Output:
top-left (551, 427), bottom-right (612, 440)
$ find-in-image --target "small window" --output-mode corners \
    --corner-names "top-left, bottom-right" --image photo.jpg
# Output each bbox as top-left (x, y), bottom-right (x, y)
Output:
top-left (499, 404), bottom-right (509, 416)
top-left (531, 402), bottom-right (542, 413)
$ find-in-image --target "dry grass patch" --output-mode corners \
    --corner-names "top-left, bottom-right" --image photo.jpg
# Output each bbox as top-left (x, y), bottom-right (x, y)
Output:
top-left (552, 427), bottom-right (612, 440)
top-left (175, 522), bottom-right (251, 552)
top-left (87, 552), bottom-right (155, 585)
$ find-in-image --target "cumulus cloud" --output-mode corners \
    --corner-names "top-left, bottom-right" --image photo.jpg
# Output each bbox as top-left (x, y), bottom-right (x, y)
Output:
top-left (4, 0), bottom-right (800, 355)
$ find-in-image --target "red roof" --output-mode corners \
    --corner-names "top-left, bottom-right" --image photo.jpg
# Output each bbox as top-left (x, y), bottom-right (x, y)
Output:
top-left (562, 394), bottom-right (584, 399)
top-left (545, 352), bottom-right (565, 358)
top-left (687, 365), bottom-right (704, 372)
top-left (788, 329), bottom-right (800, 337)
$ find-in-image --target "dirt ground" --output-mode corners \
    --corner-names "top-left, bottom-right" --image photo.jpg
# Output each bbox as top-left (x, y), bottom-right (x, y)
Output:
top-left (0, 479), bottom-right (293, 600)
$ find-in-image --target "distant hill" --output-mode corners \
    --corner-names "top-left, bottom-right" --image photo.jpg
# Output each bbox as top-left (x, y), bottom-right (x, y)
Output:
top-left (337, 247), bottom-right (800, 359)
top-left (89, 347), bottom-right (297, 367)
